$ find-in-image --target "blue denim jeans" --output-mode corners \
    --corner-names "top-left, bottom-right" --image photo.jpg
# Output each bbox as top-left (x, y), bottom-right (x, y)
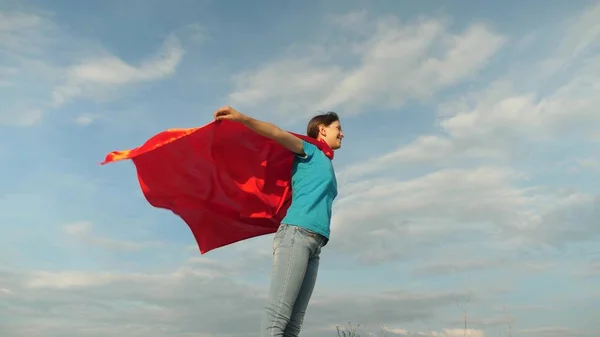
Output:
top-left (260, 224), bottom-right (327, 337)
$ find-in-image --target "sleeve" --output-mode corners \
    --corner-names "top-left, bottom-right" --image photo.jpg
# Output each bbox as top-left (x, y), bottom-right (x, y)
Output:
top-left (298, 140), bottom-right (317, 159)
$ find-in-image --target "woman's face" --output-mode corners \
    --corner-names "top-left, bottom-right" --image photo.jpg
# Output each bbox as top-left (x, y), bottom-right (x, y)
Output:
top-left (320, 121), bottom-right (344, 150)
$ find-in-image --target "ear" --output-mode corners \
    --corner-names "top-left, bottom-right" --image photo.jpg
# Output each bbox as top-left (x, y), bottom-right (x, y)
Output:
top-left (318, 124), bottom-right (326, 137)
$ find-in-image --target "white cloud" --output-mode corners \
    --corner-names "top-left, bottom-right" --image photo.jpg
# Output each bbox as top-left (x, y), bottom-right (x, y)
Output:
top-left (374, 326), bottom-right (486, 337)
top-left (62, 221), bottom-right (164, 252)
top-left (0, 12), bottom-right (41, 31)
top-left (589, 133), bottom-right (600, 142)
top-left (413, 258), bottom-right (509, 275)
top-left (24, 268), bottom-right (224, 290)
top-left (577, 158), bottom-right (600, 172)
top-left (445, 314), bottom-right (516, 330)
top-left (330, 157), bottom-right (599, 264)
top-left (324, 4), bottom-right (600, 269)
top-left (0, 10), bottom-right (186, 126)
top-left (429, 329), bottom-right (485, 337)
top-left (558, 2), bottom-right (600, 60)
top-left (518, 326), bottom-right (590, 337)
top-left (0, 11), bottom-right (52, 53)
top-left (0, 66), bottom-right (18, 86)
top-left (376, 3), bottom-right (600, 165)
top-left (439, 58), bottom-right (600, 142)
top-left (228, 13), bottom-right (505, 121)
top-left (63, 221), bottom-right (93, 235)
top-left (330, 166), bottom-right (534, 262)
top-left (339, 134), bottom-right (503, 179)
top-left (413, 255), bottom-right (555, 279)
top-left (0, 267), bottom-right (474, 337)
top-left (51, 34), bottom-right (184, 106)
top-left (0, 108), bottom-right (44, 126)
top-left (0, 12), bottom-right (60, 126)
top-left (578, 258), bottom-right (600, 277)
top-left (521, 191), bottom-right (590, 246)
top-left (337, 166), bottom-right (528, 225)
top-left (74, 112), bottom-right (99, 126)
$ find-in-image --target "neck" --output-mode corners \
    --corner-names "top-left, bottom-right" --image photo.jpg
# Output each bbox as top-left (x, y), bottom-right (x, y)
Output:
top-left (316, 138), bottom-right (334, 159)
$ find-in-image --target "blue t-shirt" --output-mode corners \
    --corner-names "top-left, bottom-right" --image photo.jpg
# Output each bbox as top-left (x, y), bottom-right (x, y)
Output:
top-left (281, 140), bottom-right (338, 239)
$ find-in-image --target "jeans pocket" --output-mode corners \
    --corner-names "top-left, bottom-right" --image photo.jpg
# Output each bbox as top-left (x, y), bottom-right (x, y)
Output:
top-left (276, 224), bottom-right (286, 235)
top-left (295, 226), bottom-right (317, 238)
top-left (273, 225), bottom-right (287, 253)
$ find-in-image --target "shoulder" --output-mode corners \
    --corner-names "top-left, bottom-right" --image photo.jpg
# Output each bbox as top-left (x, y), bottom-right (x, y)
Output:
top-left (297, 140), bottom-right (319, 159)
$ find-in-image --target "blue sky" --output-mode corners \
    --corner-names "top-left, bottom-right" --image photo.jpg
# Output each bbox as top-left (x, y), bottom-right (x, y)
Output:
top-left (1, 0), bottom-right (600, 336)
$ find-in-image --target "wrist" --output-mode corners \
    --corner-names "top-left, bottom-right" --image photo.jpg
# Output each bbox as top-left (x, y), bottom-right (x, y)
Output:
top-left (239, 114), bottom-right (252, 125)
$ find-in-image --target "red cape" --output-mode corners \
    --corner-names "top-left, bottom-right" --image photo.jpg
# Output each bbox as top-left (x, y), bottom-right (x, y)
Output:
top-left (101, 120), bottom-right (333, 254)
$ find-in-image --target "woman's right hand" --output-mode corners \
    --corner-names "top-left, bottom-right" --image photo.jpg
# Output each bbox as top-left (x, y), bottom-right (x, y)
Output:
top-left (213, 106), bottom-right (248, 123)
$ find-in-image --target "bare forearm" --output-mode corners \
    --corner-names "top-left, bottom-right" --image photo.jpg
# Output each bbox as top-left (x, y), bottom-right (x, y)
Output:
top-left (213, 106), bottom-right (304, 154)
top-left (240, 115), bottom-right (284, 140)
top-left (239, 115), bottom-right (304, 155)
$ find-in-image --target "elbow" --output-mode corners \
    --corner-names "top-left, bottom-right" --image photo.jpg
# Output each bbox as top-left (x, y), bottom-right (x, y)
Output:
top-left (270, 127), bottom-right (286, 141)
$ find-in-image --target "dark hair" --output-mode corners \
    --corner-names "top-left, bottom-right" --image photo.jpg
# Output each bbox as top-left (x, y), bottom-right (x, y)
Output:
top-left (306, 111), bottom-right (339, 139)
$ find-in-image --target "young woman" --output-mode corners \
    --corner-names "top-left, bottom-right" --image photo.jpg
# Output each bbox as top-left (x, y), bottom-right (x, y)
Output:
top-left (213, 106), bottom-right (344, 337)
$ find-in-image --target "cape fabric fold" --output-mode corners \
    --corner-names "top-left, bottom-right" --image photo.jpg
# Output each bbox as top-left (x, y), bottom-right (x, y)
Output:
top-left (101, 120), bottom-right (333, 254)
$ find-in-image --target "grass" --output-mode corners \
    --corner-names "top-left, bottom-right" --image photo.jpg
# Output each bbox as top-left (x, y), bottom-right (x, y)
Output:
top-left (336, 322), bottom-right (362, 337)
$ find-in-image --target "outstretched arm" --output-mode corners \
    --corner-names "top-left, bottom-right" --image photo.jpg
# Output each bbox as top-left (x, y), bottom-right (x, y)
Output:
top-left (214, 106), bottom-right (304, 156)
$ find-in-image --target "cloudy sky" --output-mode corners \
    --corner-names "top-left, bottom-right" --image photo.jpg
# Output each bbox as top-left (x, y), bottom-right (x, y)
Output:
top-left (1, 0), bottom-right (599, 336)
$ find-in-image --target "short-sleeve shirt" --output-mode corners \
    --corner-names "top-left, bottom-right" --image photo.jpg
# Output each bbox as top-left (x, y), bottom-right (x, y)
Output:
top-left (281, 140), bottom-right (338, 239)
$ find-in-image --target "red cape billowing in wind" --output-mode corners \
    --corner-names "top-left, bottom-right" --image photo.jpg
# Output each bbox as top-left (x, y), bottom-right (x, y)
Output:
top-left (101, 120), bottom-right (333, 254)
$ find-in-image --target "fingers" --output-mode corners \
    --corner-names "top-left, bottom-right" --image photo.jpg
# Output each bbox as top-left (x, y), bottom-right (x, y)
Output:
top-left (213, 106), bottom-right (237, 121)
top-left (213, 106), bottom-right (229, 120)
